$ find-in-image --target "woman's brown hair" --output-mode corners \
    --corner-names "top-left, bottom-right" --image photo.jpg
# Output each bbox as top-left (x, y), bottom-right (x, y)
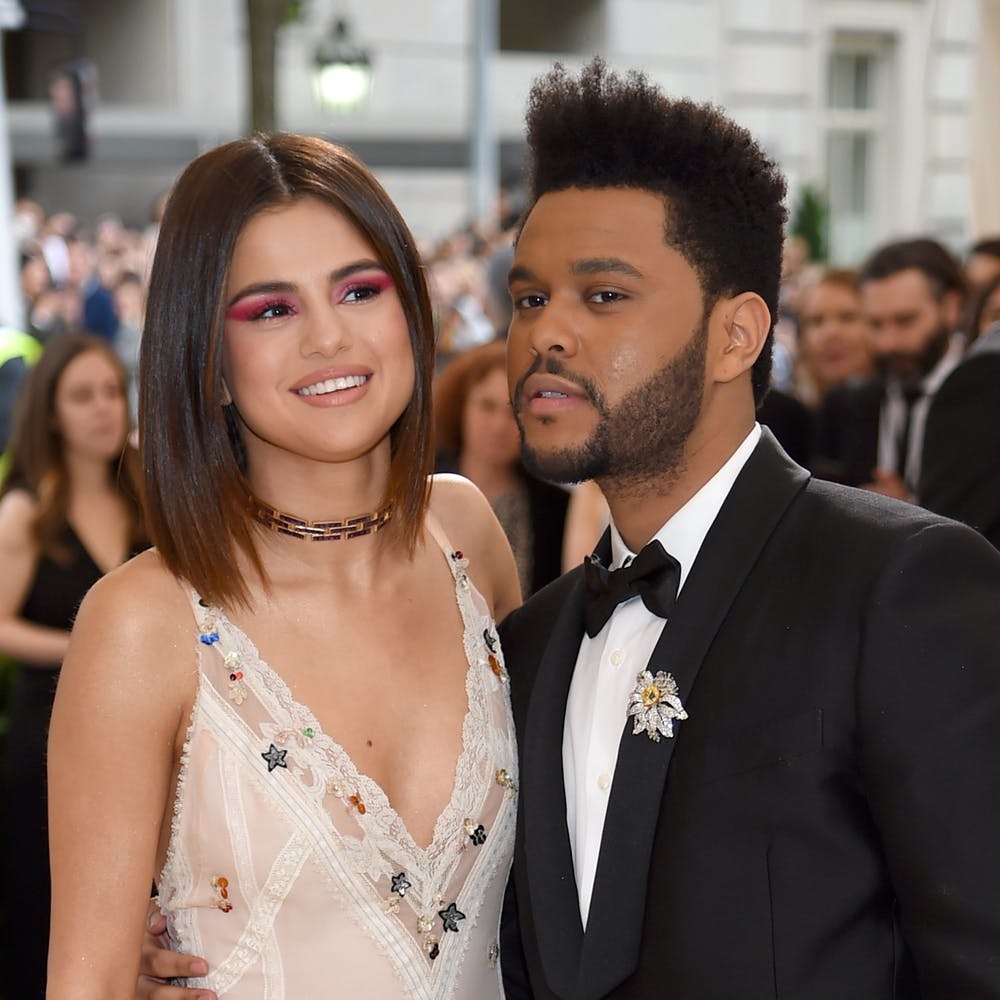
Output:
top-left (433, 339), bottom-right (508, 462)
top-left (1, 332), bottom-right (145, 560)
top-left (140, 133), bottom-right (435, 607)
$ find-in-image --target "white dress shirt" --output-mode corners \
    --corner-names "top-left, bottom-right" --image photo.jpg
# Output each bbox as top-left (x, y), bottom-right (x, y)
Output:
top-left (876, 334), bottom-right (964, 491)
top-left (562, 424), bottom-right (761, 926)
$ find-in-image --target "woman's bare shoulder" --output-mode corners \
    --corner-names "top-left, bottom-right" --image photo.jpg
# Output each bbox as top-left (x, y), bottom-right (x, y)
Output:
top-left (427, 474), bottom-right (522, 618)
top-left (427, 473), bottom-right (495, 547)
top-left (76, 548), bottom-right (194, 648)
top-left (0, 487), bottom-right (37, 538)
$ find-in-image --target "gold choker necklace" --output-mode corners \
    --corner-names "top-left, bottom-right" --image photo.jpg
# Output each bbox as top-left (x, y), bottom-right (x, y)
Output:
top-left (248, 495), bottom-right (393, 541)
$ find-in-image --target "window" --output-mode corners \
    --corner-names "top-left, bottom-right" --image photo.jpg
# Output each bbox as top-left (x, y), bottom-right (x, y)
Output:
top-left (823, 37), bottom-right (893, 265)
top-left (499, 0), bottom-right (603, 54)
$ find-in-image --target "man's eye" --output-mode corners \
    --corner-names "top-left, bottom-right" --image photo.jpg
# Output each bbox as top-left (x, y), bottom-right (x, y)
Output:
top-left (515, 293), bottom-right (547, 309)
top-left (590, 290), bottom-right (624, 304)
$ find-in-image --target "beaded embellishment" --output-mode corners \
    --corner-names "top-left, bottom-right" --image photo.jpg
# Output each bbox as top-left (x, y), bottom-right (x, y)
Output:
top-left (261, 743), bottom-right (288, 772)
top-left (463, 818), bottom-right (487, 845)
top-left (210, 875), bottom-right (233, 913)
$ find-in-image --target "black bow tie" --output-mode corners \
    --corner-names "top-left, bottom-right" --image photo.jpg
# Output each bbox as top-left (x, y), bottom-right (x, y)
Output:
top-left (583, 539), bottom-right (681, 639)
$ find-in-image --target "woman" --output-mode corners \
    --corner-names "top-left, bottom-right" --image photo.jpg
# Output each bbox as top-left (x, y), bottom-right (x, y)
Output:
top-left (46, 134), bottom-right (521, 999)
top-left (434, 339), bottom-right (568, 597)
top-left (0, 332), bottom-right (145, 999)
top-left (795, 268), bottom-right (875, 408)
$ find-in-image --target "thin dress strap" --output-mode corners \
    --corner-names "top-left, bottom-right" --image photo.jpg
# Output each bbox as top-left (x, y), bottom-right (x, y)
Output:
top-left (424, 509), bottom-right (459, 562)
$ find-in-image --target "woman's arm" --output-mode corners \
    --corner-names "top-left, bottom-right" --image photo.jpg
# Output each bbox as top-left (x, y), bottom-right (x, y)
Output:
top-left (0, 489), bottom-right (71, 664)
top-left (561, 479), bottom-right (609, 572)
top-left (47, 554), bottom-right (194, 1000)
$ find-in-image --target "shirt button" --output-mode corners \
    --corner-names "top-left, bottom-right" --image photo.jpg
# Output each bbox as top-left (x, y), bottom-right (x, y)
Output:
top-left (609, 649), bottom-right (625, 666)
top-left (597, 772), bottom-right (611, 791)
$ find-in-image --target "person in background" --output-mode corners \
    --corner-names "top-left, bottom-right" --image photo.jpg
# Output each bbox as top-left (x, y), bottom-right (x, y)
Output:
top-left (434, 338), bottom-right (568, 597)
top-left (67, 235), bottom-right (119, 341)
top-left (961, 269), bottom-right (1000, 343)
top-left (113, 270), bottom-right (146, 424)
top-left (813, 237), bottom-right (965, 497)
top-left (794, 268), bottom-right (875, 409)
top-left (919, 271), bottom-right (1000, 549)
top-left (965, 236), bottom-right (1000, 293)
top-left (0, 327), bottom-right (42, 466)
top-left (47, 133), bottom-right (520, 1000)
top-left (560, 479), bottom-right (609, 573)
top-left (0, 333), bottom-right (146, 999)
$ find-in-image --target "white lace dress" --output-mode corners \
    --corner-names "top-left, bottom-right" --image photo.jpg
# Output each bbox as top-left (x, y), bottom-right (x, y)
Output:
top-left (157, 523), bottom-right (518, 999)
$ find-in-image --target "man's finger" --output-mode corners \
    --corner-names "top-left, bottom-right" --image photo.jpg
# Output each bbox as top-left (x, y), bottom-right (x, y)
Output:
top-left (136, 977), bottom-right (217, 1000)
top-left (139, 939), bottom-right (209, 982)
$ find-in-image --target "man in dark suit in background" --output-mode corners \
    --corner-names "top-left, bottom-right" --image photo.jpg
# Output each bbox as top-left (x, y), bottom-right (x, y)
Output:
top-left (919, 316), bottom-right (1000, 549)
top-left (813, 238), bottom-right (965, 497)
top-left (500, 59), bottom-right (1000, 1000)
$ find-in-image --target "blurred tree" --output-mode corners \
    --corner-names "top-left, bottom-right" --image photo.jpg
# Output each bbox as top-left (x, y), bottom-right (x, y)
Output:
top-left (791, 183), bottom-right (829, 263)
top-left (245, 0), bottom-right (301, 133)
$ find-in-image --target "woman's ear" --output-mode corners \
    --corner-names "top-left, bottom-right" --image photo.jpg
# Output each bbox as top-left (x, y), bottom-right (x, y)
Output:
top-left (221, 379), bottom-right (233, 407)
top-left (712, 292), bottom-right (771, 385)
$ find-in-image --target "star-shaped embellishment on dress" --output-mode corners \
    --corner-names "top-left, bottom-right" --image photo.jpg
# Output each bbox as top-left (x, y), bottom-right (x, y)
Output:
top-left (627, 669), bottom-right (688, 742)
top-left (438, 902), bottom-right (466, 933)
top-left (261, 743), bottom-right (288, 772)
top-left (390, 872), bottom-right (411, 897)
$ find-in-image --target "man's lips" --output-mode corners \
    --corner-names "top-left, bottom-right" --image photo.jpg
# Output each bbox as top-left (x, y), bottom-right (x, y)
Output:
top-left (520, 373), bottom-right (590, 414)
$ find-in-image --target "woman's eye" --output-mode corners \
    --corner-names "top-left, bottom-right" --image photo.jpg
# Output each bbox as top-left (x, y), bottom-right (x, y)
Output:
top-left (338, 272), bottom-right (393, 304)
top-left (254, 300), bottom-right (295, 320)
top-left (341, 283), bottom-right (380, 304)
top-left (227, 299), bottom-right (296, 322)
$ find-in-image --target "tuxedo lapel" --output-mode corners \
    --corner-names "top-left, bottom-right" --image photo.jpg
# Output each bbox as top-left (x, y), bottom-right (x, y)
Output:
top-left (521, 544), bottom-right (608, 998)
top-left (573, 431), bottom-right (810, 1000)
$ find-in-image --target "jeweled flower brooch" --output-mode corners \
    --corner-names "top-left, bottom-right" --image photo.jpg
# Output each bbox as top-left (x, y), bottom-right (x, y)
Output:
top-left (627, 670), bottom-right (687, 742)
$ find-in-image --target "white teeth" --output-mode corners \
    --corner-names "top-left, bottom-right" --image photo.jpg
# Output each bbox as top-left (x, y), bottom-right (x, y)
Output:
top-left (297, 374), bottom-right (368, 396)
top-left (539, 390), bottom-right (568, 398)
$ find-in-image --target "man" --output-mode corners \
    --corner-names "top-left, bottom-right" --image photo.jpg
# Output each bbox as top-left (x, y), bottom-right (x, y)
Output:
top-left (136, 60), bottom-right (1000, 1000)
top-left (965, 236), bottom-right (1000, 293)
top-left (498, 60), bottom-right (1000, 999)
top-left (813, 238), bottom-right (965, 498)
top-left (919, 315), bottom-right (1000, 549)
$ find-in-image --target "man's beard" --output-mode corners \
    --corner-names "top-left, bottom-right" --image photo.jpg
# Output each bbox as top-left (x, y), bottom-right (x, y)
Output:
top-left (514, 317), bottom-right (709, 496)
top-left (877, 323), bottom-right (951, 383)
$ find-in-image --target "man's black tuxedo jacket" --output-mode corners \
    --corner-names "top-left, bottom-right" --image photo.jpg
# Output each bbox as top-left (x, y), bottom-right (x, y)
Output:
top-left (499, 430), bottom-right (1000, 1000)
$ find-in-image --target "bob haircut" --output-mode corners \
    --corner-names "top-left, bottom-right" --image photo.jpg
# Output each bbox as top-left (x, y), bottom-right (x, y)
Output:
top-left (2, 332), bottom-right (144, 561)
top-left (520, 58), bottom-right (788, 406)
top-left (140, 133), bottom-right (435, 607)
top-left (432, 339), bottom-right (508, 463)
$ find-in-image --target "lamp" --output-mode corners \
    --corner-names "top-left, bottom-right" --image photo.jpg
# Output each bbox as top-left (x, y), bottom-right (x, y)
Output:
top-left (314, 17), bottom-right (371, 113)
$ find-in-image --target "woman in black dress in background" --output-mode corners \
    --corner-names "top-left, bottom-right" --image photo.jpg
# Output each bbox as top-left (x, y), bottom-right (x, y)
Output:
top-left (0, 333), bottom-right (146, 998)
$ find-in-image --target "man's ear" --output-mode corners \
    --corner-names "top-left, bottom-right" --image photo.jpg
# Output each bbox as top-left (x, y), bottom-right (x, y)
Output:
top-left (712, 292), bottom-right (771, 385)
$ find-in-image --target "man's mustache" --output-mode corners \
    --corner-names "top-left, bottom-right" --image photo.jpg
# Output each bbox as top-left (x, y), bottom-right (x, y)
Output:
top-left (511, 355), bottom-right (600, 415)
